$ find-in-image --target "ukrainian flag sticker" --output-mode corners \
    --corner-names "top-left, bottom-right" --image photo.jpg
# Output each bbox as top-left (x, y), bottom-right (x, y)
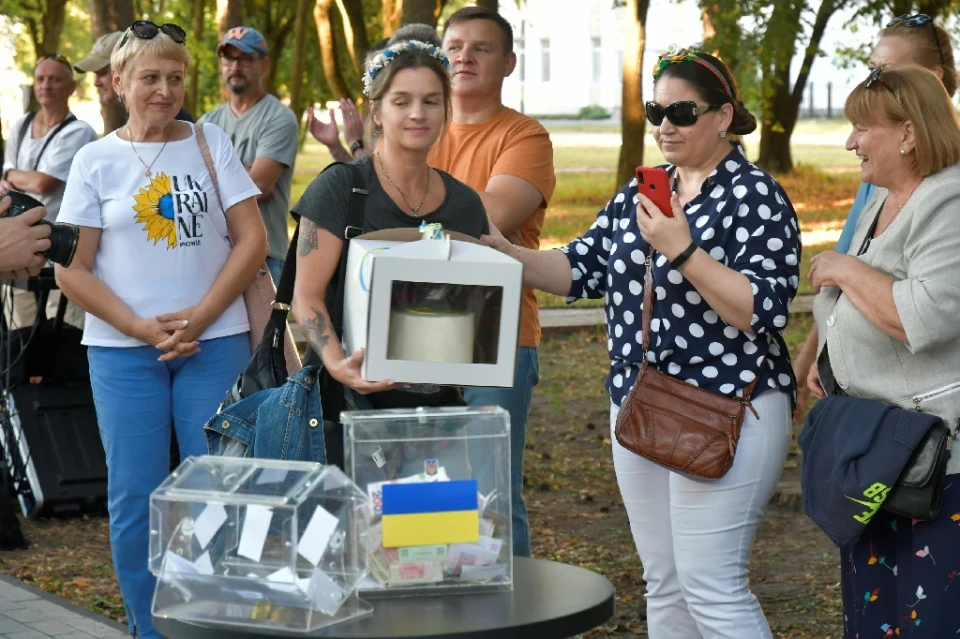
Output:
top-left (381, 479), bottom-right (480, 548)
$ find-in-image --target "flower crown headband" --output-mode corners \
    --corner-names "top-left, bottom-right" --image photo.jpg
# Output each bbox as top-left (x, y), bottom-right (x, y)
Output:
top-left (652, 46), bottom-right (734, 98)
top-left (363, 40), bottom-right (451, 96)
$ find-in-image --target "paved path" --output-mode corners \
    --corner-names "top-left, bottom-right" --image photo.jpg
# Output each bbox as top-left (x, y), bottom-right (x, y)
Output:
top-left (0, 575), bottom-right (128, 639)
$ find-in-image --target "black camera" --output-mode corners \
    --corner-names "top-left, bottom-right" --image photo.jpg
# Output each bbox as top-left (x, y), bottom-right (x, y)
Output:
top-left (0, 190), bottom-right (79, 267)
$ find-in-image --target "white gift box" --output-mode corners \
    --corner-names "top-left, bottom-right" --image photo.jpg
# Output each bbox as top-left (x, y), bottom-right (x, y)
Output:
top-left (342, 228), bottom-right (523, 388)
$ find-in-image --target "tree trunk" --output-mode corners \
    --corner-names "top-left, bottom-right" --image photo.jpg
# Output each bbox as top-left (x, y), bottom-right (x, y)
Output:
top-left (289, 0), bottom-right (312, 119)
top-left (216, 0), bottom-right (243, 39)
top-left (381, 0), bottom-right (402, 37)
top-left (185, 0), bottom-right (205, 115)
top-left (474, 0), bottom-right (497, 11)
top-left (263, 20), bottom-right (295, 96)
top-left (756, 0), bottom-right (842, 174)
top-left (335, 0), bottom-right (368, 70)
top-left (699, 0), bottom-right (741, 75)
top-left (314, 0), bottom-right (352, 99)
top-left (617, 0), bottom-right (650, 188)
top-left (88, 0), bottom-right (135, 133)
top-left (39, 0), bottom-right (68, 56)
top-left (89, 0), bottom-right (135, 37)
top-left (401, 0), bottom-right (442, 28)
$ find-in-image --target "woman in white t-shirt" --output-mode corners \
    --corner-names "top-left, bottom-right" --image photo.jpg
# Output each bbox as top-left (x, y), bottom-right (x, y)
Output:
top-left (55, 22), bottom-right (267, 639)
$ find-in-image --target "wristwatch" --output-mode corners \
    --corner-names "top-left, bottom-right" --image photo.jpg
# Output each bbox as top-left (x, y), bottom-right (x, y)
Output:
top-left (349, 140), bottom-right (365, 156)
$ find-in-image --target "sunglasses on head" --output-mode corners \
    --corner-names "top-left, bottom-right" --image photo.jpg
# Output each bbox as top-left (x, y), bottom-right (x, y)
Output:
top-left (645, 101), bottom-right (720, 127)
top-left (37, 53), bottom-right (72, 70)
top-left (886, 14), bottom-right (945, 65)
top-left (118, 21), bottom-right (187, 50)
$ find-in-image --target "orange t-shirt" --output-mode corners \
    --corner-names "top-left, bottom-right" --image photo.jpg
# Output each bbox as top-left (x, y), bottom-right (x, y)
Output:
top-left (430, 108), bottom-right (556, 348)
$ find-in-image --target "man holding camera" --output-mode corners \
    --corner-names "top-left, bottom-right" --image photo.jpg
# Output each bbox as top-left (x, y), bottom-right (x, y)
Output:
top-left (0, 204), bottom-right (50, 281)
top-left (1, 55), bottom-right (96, 329)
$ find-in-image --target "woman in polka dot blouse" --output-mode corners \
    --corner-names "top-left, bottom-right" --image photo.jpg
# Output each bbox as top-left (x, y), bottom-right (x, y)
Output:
top-left (483, 49), bottom-right (800, 638)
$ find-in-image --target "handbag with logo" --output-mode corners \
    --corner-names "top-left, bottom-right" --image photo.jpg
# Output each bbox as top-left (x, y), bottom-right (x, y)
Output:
top-left (614, 248), bottom-right (766, 480)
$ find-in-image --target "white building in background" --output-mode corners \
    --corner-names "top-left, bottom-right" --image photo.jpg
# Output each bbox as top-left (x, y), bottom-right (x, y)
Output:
top-left (495, 0), bottom-right (874, 118)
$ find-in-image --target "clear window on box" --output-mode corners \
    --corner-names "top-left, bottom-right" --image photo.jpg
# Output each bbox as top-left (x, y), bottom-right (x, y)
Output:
top-left (386, 281), bottom-right (503, 364)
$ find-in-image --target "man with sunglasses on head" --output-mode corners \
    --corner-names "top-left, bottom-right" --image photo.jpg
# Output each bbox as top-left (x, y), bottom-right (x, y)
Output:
top-left (1, 54), bottom-right (96, 330)
top-left (74, 31), bottom-right (194, 134)
top-left (198, 26), bottom-right (299, 286)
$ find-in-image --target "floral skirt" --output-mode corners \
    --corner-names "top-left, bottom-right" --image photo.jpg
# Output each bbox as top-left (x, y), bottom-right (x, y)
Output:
top-left (841, 478), bottom-right (960, 638)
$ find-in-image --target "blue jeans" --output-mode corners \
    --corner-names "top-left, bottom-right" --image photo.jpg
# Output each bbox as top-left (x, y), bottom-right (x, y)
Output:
top-left (464, 346), bottom-right (539, 557)
top-left (88, 333), bottom-right (250, 639)
top-left (265, 257), bottom-right (284, 287)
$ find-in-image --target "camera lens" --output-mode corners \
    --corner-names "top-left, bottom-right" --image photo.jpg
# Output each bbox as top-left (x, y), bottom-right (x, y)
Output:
top-left (1, 190), bottom-right (79, 267)
top-left (46, 222), bottom-right (79, 267)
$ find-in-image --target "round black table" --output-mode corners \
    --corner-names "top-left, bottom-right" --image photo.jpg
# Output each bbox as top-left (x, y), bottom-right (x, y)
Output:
top-left (154, 557), bottom-right (615, 639)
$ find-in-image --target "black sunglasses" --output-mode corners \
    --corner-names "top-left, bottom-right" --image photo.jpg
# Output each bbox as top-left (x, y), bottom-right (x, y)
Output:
top-left (118, 21), bottom-right (187, 50)
top-left (887, 14), bottom-right (945, 65)
top-left (37, 53), bottom-right (72, 70)
top-left (645, 101), bottom-right (720, 127)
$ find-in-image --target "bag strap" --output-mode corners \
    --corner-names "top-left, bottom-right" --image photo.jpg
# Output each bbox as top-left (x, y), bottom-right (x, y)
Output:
top-left (14, 111), bottom-right (37, 166)
top-left (641, 246), bottom-right (766, 405)
top-left (32, 113), bottom-right (77, 171)
top-left (332, 162), bottom-right (368, 340)
top-left (194, 123), bottom-right (237, 242)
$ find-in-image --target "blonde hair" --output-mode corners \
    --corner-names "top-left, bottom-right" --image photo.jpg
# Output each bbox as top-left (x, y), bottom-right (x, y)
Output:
top-left (845, 65), bottom-right (960, 177)
top-left (880, 21), bottom-right (958, 97)
top-left (110, 29), bottom-right (191, 78)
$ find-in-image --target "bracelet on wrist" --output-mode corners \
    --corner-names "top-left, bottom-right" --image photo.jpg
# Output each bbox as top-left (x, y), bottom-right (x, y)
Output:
top-left (669, 241), bottom-right (698, 270)
top-left (349, 140), bottom-right (365, 156)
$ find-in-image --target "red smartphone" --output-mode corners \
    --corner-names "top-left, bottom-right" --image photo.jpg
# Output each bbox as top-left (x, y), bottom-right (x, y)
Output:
top-left (635, 167), bottom-right (673, 217)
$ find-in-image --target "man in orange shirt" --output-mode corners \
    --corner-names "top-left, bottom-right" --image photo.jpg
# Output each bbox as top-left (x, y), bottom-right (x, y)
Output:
top-left (432, 6), bottom-right (556, 558)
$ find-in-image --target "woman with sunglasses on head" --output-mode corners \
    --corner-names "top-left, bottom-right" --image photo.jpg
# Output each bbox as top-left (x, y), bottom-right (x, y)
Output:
top-left (793, 13), bottom-right (958, 415)
top-left (55, 21), bottom-right (267, 639)
top-left (808, 64), bottom-right (960, 638)
top-left (483, 48), bottom-right (800, 638)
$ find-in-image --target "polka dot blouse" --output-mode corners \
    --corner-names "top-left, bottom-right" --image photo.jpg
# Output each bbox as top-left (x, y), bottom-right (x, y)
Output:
top-left (561, 145), bottom-right (801, 408)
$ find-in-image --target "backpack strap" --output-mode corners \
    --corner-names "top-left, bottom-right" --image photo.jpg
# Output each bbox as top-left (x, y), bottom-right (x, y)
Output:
top-left (332, 162), bottom-right (368, 341)
top-left (32, 113), bottom-right (77, 171)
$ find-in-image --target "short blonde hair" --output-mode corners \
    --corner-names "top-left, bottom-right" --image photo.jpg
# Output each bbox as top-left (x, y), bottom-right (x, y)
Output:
top-left (845, 65), bottom-right (960, 177)
top-left (110, 28), bottom-right (191, 78)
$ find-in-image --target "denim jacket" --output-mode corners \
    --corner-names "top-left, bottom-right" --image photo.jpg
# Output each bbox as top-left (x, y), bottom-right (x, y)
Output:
top-left (205, 366), bottom-right (327, 463)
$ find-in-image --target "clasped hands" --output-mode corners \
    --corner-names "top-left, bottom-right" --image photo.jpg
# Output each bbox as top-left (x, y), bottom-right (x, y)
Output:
top-left (131, 306), bottom-right (209, 362)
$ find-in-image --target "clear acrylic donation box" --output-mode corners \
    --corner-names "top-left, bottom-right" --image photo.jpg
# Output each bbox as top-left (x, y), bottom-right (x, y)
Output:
top-left (342, 406), bottom-right (513, 595)
top-left (149, 457), bottom-right (372, 633)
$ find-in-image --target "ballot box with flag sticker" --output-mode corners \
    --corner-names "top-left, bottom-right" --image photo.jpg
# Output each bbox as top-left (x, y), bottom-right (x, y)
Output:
top-left (343, 406), bottom-right (513, 595)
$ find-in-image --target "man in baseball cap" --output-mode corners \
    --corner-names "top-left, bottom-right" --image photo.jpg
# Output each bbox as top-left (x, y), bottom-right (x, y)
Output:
top-left (74, 30), bottom-right (193, 133)
top-left (199, 25), bottom-right (298, 286)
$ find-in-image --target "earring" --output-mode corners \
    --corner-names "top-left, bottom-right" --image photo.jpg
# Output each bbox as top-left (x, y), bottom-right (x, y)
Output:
top-left (719, 130), bottom-right (727, 139)
top-left (900, 148), bottom-right (905, 155)
top-left (118, 96), bottom-right (123, 104)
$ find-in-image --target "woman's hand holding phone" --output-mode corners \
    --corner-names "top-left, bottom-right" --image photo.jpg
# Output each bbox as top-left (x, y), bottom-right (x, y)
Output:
top-left (635, 167), bottom-right (692, 261)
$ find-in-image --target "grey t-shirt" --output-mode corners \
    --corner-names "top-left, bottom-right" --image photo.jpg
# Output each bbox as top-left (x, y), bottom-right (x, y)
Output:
top-left (292, 156), bottom-right (489, 239)
top-left (198, 95), bottom-right (299, 260)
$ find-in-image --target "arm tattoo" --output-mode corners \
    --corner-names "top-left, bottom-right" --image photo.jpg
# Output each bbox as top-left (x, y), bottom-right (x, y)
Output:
top-left (301, 306), bottom-right (331, 352)
top-left (298, 219), bottom-right (319, 258)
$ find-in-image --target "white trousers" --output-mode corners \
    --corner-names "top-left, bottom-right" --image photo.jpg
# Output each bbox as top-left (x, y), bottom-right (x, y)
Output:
top-left (610, 390), bottom-right (791, 639)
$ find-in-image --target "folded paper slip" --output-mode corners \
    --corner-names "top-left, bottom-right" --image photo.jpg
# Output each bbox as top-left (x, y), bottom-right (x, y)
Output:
top-left (382, 479), bottom-right (480, 548)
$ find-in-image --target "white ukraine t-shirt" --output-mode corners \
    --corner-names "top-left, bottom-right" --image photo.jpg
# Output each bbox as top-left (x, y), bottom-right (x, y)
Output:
top-left (58, 123), bottom-right (260, 347)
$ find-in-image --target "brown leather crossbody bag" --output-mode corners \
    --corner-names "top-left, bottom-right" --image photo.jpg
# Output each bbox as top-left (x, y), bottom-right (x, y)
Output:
top-left (614, 248), bottom-right (766, 480)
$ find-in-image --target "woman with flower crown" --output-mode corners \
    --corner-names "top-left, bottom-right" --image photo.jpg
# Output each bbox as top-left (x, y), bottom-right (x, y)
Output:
top-left (482, 48), bottom-right (800, 638)
top-left (291, 40), bottom-right (488, 405)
